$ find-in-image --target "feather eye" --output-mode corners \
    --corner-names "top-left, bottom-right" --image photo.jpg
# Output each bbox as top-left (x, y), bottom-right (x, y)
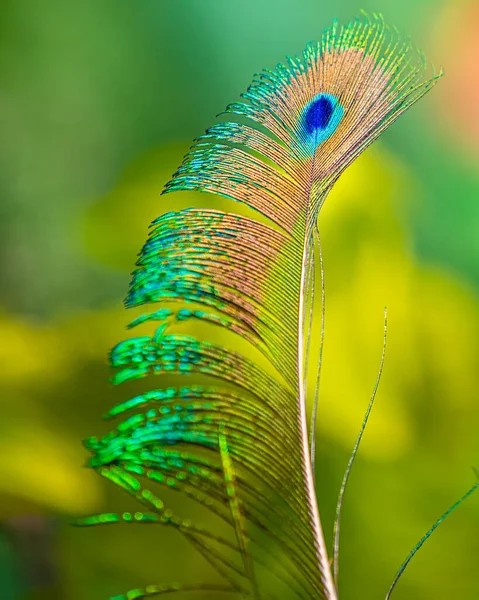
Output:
top-left (77, 14), bottom-right (440, 600)
top-left (300, 93), bottom-right (345, 150)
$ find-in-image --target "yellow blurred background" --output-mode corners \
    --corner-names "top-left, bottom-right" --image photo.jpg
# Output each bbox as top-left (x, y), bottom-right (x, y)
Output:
top-left (1, 1), bottom-right (478, 599)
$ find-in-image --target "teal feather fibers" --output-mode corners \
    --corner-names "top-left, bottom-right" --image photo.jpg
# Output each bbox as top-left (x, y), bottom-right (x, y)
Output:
top-left (77, 14), bottom-right (442, 600)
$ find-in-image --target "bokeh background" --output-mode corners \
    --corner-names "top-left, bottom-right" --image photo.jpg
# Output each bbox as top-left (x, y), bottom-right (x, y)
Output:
top-left (1, 0), bottom-right (479, 599)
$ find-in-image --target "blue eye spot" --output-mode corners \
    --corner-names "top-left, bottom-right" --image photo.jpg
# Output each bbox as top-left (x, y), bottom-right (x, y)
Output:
top-left (300, 93), bottom-right (344, 153)
top-left (305, 96), bottom-right (334, 133)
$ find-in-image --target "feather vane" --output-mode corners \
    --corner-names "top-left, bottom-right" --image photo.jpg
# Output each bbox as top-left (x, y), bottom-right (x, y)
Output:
top-left (78, 14), bottom-right (440, 600)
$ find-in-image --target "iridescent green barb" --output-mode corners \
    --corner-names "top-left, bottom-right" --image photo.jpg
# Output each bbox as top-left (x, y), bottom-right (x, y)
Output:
top-left (333, 309), bottom-right (388, 588)
top-left (78, 13), bottom-right (440, 599)
top-left (219, 424), bottom-right (261, 599)
top-left (385, 479), bottom-right (479, 599)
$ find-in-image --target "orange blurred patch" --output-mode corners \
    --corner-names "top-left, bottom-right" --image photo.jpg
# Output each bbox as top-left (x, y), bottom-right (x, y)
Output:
top-left (433, 1), bottom-right (479, 152)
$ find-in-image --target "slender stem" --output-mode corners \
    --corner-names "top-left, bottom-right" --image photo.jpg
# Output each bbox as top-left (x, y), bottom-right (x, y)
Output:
top-left (333, 309), bottom-right (388, 587)
top-left (310, 224), bottom-right (326, 474)
top-left (303, 239), bottom-right (316, 408)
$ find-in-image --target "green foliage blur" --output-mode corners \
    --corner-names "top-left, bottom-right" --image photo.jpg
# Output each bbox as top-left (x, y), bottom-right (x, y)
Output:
top-left (1, 1), bottom-right (478, 599)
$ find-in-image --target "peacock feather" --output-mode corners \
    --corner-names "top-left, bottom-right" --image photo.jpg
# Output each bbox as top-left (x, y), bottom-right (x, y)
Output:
top-left (77, 14), bottom-right (447, 600)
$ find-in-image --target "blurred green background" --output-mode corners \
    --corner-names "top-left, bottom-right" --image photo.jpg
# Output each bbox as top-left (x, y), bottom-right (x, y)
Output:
top-left (1, 0), bottom-right (478, 599)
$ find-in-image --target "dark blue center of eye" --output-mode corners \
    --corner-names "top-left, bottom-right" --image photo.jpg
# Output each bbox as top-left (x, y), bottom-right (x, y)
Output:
top-left (304, 95), bottom-right (334, 134)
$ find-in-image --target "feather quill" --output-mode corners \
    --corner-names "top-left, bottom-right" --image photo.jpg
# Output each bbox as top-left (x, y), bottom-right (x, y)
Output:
top-left (77, 14), bottom-right (441, 599)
